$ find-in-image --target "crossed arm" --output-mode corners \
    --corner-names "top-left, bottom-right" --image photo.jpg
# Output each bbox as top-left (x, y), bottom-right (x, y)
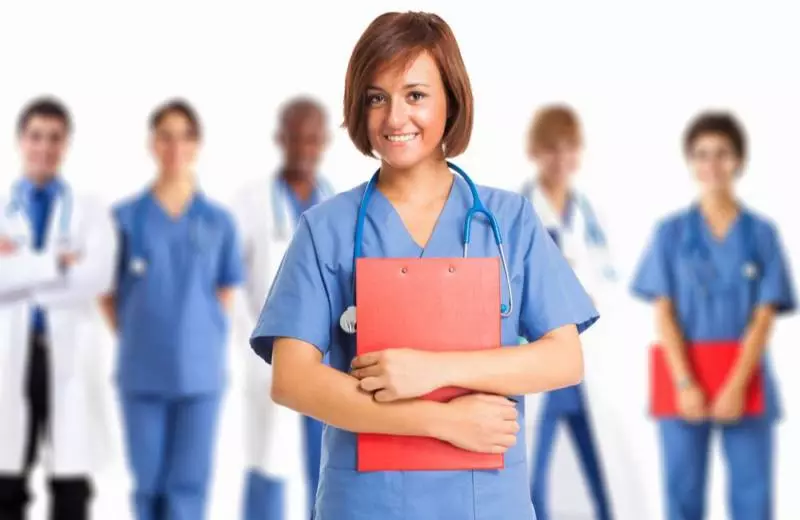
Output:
top-left (270, 323), bottom-right (583, 440)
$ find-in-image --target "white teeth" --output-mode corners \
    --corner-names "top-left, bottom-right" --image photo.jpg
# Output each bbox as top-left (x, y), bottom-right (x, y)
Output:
top-left (386, 133), bottom-right (417, 142)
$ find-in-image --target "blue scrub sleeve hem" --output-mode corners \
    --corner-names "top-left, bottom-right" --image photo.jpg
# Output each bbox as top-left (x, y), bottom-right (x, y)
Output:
top-left (576, 314), bottom-right (601, 334)
top-left (217, 277), bottom-right (244, 289)
top-left (758, 296), bottom-right (797, 316)
top-left (630, 284), bottom-right (669, 303)
top-left (524, 313), bottom-right (600, 342)
top-left (250, 333), bottom-right (328, 365)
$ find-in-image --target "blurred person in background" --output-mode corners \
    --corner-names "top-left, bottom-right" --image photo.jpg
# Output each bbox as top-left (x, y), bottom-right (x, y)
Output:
top-left (248, 11), bottom-right (598, 520)
top-left (631, 111), bottom-right (796, 520)
top-left (231, 96), bottom-right (335, 520)
top-left (101, 99), bottom-right (244, 520)
top-left (520, 105), bottom-right (615, 520)
top-left (0, 97), bottom-right (118, 520)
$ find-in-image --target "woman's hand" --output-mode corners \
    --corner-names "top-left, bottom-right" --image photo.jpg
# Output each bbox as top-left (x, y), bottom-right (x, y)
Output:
top-left (710, 382), bottom-right (746, 423)
top-left (677, 384), bottom-right (707, 422)
top-left (351, 349), bottom-right (443, 402)
top-left (433, 393), bottom-right (519, 453)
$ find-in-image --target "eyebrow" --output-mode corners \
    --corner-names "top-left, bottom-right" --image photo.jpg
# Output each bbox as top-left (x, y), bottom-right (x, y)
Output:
top-left (366, 82), bottom-right (431, 91)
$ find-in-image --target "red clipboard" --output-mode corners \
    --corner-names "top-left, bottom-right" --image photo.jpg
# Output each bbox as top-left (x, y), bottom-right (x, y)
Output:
top-left (355, 257), bottom-right (503, 472)
top-left (649, 342), bottom-right (765, 417)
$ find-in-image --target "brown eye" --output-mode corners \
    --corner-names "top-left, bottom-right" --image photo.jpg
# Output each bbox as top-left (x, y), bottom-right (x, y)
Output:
top-left (366, 93), bottom-right (385, 106)
top-left (408, 91), bottom-right (426, 102)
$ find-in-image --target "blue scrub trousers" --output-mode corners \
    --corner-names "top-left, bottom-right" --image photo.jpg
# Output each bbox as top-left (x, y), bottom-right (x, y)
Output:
top-left (659, 419), bottom-right (773, 520)
top-left (530, 389), bottom-right (612, 520)
top-left (243, 414), bottom-right (323, 520)
top-left (121, 394), bottom-right (221, 520)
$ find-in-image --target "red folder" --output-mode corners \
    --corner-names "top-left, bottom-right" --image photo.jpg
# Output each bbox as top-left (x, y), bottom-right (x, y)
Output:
top-left (649, 342), bottom-right (765, 417)
top-left (355, 257), bottom-right (503, 472)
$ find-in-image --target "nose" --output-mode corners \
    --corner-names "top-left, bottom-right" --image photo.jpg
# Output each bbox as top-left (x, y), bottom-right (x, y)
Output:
top-left (386, 97), bottom-right (410, 129)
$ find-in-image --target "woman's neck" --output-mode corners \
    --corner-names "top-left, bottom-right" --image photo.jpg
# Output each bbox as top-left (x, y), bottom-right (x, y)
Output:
top-left (699, 190), bottom-right (739, 238)
top-left (153, 173), bottom-right (196, 216)
top-left (537, 174), bottom-right (570, 217)
top-left (377, 157), bottom-right (453, 205)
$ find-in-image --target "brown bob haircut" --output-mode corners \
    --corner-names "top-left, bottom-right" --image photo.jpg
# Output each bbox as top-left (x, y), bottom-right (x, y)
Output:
top-left (528, 104), bottom-right (583, 151)
top-left (343, 12), bottom-right (474, 158)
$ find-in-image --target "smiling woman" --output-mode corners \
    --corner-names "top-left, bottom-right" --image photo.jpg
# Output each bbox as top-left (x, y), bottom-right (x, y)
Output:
top-left (249, 11), bottom-right (599, 520)
top-left (631, 111), bottom-right (797, 520)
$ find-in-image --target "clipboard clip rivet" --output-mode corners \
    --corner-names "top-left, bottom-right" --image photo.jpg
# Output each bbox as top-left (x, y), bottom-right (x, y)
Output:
top-left (401, 267), bottom-right (408, 274)
top-left (448, 266), bottom-right (455, 273)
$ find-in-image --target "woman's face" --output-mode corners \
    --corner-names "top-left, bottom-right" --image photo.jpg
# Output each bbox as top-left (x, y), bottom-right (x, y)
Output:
top-left (530, 140), bottom-right (582, 187)
top-left (151, 111), bottom-right (199, 178)
top-left (366, 51), bottom-right (448, 170)
top-left (688, 133), bottom-right (741, 197)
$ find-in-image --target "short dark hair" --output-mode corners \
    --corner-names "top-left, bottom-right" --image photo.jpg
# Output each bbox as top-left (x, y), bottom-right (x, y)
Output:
top-left (684, 111), bottom-right (747, 159)
top-left (17, 96), bottom-right (72, 135)
top-left (149, 98), bottom-right (202, 140)
top-left (279, 96), bottom-right (327, 128)
top-left (343, 11), bottom-right (473, 158)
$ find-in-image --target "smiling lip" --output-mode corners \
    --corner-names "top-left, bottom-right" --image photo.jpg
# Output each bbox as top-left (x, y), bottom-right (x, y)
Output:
top-left (384, 133), bottom-right (419, 143)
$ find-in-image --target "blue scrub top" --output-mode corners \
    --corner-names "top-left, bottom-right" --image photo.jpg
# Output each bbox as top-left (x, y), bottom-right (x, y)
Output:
top-left (283, 178), bottom-right (321, 221)
top-left (113, 190), bottom-right (244, 397)
top-left (251, 174), bottom-right (598, 520)
top-left (18, 177), bottom-right (64, 334)
top-left (631, 206), bottom-right (797, 421)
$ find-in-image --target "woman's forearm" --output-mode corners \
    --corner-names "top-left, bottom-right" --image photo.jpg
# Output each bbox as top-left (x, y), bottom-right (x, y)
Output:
top-left (272, 338), bottom-right (448, 437)
top-left (655, 298), bottom-right (694, 385)
top-left (437, 324), bottom-right (584, 396)
top-left (727, 305), bottom-right (774, 390)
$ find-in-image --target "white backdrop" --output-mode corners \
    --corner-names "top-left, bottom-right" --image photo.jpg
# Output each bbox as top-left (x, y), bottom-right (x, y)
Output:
top-left (1, 1), bottom-right (798, 519)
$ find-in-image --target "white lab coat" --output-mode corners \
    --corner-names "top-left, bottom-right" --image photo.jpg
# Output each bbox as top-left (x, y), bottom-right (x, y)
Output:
top-left (523, 180), bottom-right (642, 519)
top-left (230, 175), bottom-right (334, 488)
top-left (0, 185), bottom-right (118, 477)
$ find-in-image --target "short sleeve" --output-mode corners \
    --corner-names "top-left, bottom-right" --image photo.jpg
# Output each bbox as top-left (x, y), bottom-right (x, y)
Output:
top-left (250, 216), bottom-right (331, 363)
top-left (217, 214), bottom-right (245, 288)
top-left (518, 202), bottom-right (599, 341)
top-left (630, 221), bottom-right (673, 302)
top-left (756, 224), bottom-right (797, 315)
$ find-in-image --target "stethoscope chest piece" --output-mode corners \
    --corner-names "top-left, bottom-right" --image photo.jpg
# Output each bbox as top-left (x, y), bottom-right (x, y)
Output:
top-left (340, 305), bottom-right (357, 335)
top-left (130, 257), bottom-right (147, 276)
top-left (742, 262), bottom-right (758, 280)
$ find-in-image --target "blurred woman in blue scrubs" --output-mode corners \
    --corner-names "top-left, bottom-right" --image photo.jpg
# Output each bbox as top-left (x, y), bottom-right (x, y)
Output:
top-left (631, 112), bottom-right (796, 520)
top-left (101, 99), bottom-right (244, 520)
top-left (249, 12), bottom-right (598, 520)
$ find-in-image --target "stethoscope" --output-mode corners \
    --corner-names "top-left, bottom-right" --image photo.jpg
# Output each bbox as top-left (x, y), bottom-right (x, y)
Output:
top-left (683, 205), bottom-right (759, 295)
top-left (5, 181), bottom-right (73, 250)
top-left (339, 161), bottom-right (514, 335)
top-left (270, 174), bottom-right (333, 241)
top-left (127, 191), bottom-right (210, 277)
top-left (521, 181), bottom-right (607, 248)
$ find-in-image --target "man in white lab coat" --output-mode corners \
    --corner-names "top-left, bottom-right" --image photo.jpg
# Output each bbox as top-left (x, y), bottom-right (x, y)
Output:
top-left (0, 98), bottom-right (118, 520)
top-left (232, 97), bottom-right (335, 520)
